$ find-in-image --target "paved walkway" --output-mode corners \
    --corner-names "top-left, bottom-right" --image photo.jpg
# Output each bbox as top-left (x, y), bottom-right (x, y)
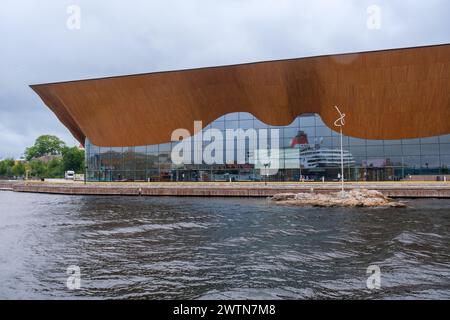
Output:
top-left (1, 180), bottom-right (449, 198)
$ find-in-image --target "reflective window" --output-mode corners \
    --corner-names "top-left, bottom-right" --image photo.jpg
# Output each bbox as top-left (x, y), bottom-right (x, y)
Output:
top-left (211, 121), bottom-right (225, 130)
top-left (332, 136), bottom-right (349, 147)
top-left (348, 146), bottom-right (366, 157)
top-left (239, 120), bottom-right (254, 129)
top-left (85, 113), bottom-right (450, 182)
top-left (367, 146), bottom-right (384, 157)
top-left (159, 143), bottom-right (171, 152)
top-left (421, 137), bottom-right (439, 144)
top-left (349, 138), bottom-right (366, 146)
top-left (239, 112), bottom-right (254, 120)
top-left (421, 156), bottom-right (440, 168)
top-left (316, 126), bottom-right (332, 137)
top-left (402, 144), bottom-right (421, 156)
top-left (300, 116), bottom-right (315, 127)
top-left (439, 135), bottom-right (450, 143)
top-left (319, 137), bottom-right (333, 148)
top-left (402, 138), bottom-right (421, 145)
top-left (440, 144), bottom-right (450, 155)
top-left (224, 113), bottom-right (239, 120)
top-left (366, 140), bottom-right (384, 146)
top-left (384, 145), bottom-right (403, 157)
top-left (441, 156), bottom-right (450, 168)
top-left (420, 144), bottom-right (440, 156)
top-left (403, 156), bottom-right (421, 166)
top-left (253, 119), bottom-right (268, 129)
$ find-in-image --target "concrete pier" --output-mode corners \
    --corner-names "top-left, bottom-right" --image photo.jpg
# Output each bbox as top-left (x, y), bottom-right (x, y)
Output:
top-left (1, 180), bottom-right (450, 198)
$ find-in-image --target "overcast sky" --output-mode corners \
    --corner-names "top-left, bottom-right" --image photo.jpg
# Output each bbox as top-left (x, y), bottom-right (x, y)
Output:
top-left (0, 0), bottom-right (449, 158)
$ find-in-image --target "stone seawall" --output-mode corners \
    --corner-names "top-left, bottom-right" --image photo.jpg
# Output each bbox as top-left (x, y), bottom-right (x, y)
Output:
top-left (0, 181), bottom-right (15, 191)
top-left (1, 181), bottom-right (450, 198)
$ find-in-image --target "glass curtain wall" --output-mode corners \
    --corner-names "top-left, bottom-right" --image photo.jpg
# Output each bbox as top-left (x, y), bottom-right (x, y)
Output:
top-left (86, 113), bottom-right (450, 182)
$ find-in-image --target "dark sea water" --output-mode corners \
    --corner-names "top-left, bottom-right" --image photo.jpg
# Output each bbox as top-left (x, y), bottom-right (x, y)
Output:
top-left (0, 191), bottom-right (449, 299)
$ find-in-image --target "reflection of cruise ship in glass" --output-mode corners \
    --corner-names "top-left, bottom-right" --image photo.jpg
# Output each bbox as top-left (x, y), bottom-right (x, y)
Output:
top-left (291, 131), bottom-right (355, 169)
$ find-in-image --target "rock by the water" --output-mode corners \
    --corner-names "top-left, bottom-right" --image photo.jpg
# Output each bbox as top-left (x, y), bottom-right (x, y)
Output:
top-left (270, 189), bottom-right (406, 208)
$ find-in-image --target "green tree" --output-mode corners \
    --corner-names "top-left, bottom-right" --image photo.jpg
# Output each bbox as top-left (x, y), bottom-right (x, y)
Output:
top-left (25, 135), bottom-right (66, 160)
top-left (29, 159), bottom-right (48, 178)
top-left (62, 147), bottom-right (85, 173)
top-left (47, 158), bottom-right (64, 178)
top-left (11, 162), bottom-right (26, 177)
top-left (0, 159), bottom-right (15, 177)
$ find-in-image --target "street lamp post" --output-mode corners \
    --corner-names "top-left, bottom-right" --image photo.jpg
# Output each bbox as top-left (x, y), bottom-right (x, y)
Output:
top-left (263, 163), bottom-right (270, 186)
top-left (333, 106), bottom-right (346, 194)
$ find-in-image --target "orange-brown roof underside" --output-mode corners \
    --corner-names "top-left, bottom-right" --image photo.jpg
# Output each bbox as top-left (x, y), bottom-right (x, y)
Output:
top-left (31, 44), bottom-right (450, 147)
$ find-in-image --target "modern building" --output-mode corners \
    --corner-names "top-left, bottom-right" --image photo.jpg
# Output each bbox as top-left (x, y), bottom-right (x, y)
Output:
top-left (31, 44), bottom-right (450, 181)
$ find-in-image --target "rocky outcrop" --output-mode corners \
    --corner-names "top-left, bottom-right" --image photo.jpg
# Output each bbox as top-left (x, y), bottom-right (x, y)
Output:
top-left (271, 189), bottom-right (406, 207)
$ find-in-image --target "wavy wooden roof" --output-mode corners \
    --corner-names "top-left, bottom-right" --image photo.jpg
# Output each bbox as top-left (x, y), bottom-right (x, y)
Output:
top-left (31, 44), bottom-right (450, 147)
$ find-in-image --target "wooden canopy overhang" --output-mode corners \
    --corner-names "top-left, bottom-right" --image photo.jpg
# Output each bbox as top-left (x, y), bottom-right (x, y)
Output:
top-left (31, 44), bottom-right (450, 147)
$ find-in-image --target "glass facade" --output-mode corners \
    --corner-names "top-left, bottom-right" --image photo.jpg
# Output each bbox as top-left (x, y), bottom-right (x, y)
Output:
top-left (86, 113), bottom-right (450, 182)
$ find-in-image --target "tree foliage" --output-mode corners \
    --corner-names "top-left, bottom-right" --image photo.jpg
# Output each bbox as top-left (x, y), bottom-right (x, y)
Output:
top-left (62, 147), bottom-right (85, 173)
top-left (47, 158), bottom-right (64, 178)
top-left (29, 160), bottom-right (47, 178)
top-left (0, 159), bottom-right (15, 176)
top-left (11, 162), bottom-right (26, 177)
top-left (25, 135), bottom-right (66, 161)
top-left (0, 135), bottom-right (86, 179)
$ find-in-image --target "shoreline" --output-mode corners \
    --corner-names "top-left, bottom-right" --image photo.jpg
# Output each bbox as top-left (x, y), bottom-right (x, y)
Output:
top-left (1, 180), bottom-right (450, 198)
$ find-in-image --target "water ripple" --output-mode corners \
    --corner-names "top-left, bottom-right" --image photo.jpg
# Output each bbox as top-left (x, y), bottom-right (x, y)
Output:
top-left (0, 192), bottom-right (449, 299)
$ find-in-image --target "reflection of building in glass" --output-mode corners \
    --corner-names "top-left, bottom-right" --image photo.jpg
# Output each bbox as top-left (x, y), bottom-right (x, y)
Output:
top-left (288, 130), bottom-right (355, 169)
top-left (299, 148), bottom-right (355, 169)
top-left (86, 113), bottom-right (450, 182)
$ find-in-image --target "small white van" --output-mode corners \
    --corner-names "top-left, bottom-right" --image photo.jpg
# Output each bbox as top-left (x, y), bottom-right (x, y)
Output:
top-left (65, 170), bottom-right (75, 180)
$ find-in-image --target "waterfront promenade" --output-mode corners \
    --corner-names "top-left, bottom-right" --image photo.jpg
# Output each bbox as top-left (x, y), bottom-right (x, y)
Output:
top-left (1, 180), bottom-right (450, 198)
